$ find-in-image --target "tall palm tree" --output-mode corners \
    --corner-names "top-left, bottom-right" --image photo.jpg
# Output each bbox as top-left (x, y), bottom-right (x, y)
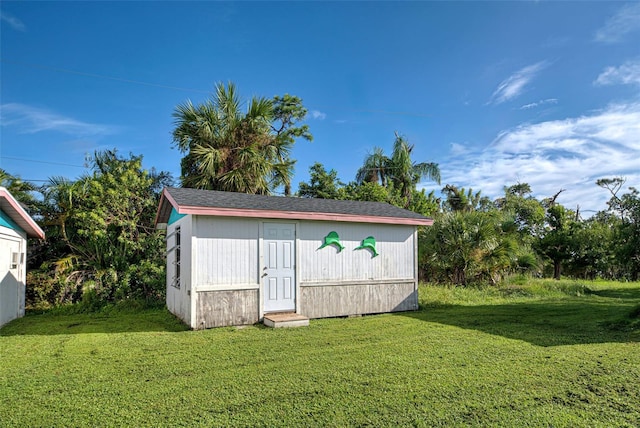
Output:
top-left (356, 147), bottom-right (390, 186)
top-left (172, 82), bottom-right (296, 195)
top-left (388, 132), bottom-right (441, 205)
top-left (356, 132), bottom-right (441, 207)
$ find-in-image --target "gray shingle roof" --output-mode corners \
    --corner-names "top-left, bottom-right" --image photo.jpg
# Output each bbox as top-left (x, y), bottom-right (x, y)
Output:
top-left (157, 187), bottom-right (431, 225)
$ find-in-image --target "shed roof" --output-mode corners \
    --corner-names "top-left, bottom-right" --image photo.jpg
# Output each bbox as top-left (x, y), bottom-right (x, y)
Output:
top-left (156, 187), bottom-right (433, 226)
top-left (0, 187), bottom-right (45, 239)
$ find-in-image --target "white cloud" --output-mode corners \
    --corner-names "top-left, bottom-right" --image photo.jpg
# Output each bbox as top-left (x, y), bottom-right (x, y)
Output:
top-left (423, 102), bottom-right (640, 214)
top-left (594, 59), bottom-right (640, 87)
top-left (311, 110), bottom-right (326, 120)
top-left (0, 103), bottom-right (116, 136)
top-left (488, 61), bottom-right (549, 105)
top-left (0, 10), bottom-right (26, 32)
top-left (520, 98), bottom-right (558, 110)
top-left (595, 2), bottom-right (640, 44)
top-left (449, 143), bottom-right (471, 156)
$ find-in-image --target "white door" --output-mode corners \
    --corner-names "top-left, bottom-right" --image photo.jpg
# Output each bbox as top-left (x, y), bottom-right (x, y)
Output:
top-left (263, 223), bottom-right (296, 313)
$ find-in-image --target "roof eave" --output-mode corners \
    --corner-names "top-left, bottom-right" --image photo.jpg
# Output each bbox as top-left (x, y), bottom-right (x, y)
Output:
top-left (154, 188), bottom-right (177, 226)
top-left (169, 204), bottom-right (433, 226)
top-left (0, 187), bottom-right (45, 239)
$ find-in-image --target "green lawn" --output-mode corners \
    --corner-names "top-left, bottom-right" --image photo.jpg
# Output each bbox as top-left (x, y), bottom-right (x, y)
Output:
top-left (1, 280), bottom-right (638, 427)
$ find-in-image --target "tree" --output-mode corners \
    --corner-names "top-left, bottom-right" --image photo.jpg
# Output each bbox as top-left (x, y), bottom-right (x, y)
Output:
top-left (388, 132), bottom-right (441, 206)
top-left (297, 163), bottom-right (344, 199)
top-left (566, 214), bottom-right (617, 279)
top-left (495, 183), bottom-right (545, 238)
top-left (356, 132), bottom-right (440, 208)
top-left (442, 185), bottom-right (491, 213)
top-left (615, 187), bottom-right (640, 280)
top-left (420, 210), bottom-right (532, 285)
top-left (340, 181), bottom-right (391, 203)
top-left (536, 203), bottom-right (576, 280)
top-left (355, 147), bottom-right (390, 186)
top-left (405, 189), bottom-right (441, 217)
top-left (271, 95), bottom-right (313, 195)
top-left (31, 150), bottom-right (172, 307)
top-left (172, 82), bottom-right (311, 195)
top-left (0, 168), bottom-right (38, 213)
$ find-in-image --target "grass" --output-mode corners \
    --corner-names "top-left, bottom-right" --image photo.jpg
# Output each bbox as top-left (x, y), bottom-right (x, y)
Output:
top-left (1, 279), bottom-right (638, 427)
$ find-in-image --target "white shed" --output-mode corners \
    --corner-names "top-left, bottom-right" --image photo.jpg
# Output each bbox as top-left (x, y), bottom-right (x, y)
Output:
top-left (0, 187), bottom-right (45, 327)
top-left (155, 187), bottom-right (432, 329)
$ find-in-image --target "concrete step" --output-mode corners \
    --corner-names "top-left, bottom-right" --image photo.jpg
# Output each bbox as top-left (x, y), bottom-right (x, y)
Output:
top-left (263, 313), bottom-right (309, 328)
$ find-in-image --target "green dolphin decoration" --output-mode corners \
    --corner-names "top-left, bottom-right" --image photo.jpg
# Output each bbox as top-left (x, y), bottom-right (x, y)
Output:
top-left (355, 236), bottom-right (378, 257)
top-left (318, 231), bottom-right (345, 252)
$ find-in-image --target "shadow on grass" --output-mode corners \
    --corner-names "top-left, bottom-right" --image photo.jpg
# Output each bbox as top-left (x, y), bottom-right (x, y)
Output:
top-left (401, 296), bottom-right (639, 347)
top-left (589, 287), bottom-right (640, 299)
top-left (0, 308), bottom-right (190, 336)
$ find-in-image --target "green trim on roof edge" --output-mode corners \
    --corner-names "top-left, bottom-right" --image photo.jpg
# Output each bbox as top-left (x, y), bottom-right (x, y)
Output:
top-left (168, 207), bottom-right (187, 225)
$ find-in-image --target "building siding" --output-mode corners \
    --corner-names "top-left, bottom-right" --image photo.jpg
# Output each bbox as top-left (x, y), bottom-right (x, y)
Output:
top-left (166, 214), bottom-right (419, 329)
top-left (192, 217), bottom-right (259, 288)
top-left (299, 281), bottom-right (418, 319)
top-left (298, 221), bottom-right (415, 283)
top-left (165, 215), bottom-right (192, 326)
top-left (0, 226), bottom-right (26, 327)
top-left (196, 289), bottom-right (259, 328)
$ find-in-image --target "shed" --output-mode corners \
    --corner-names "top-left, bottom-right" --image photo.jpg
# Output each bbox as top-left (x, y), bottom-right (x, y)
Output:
top-left (155, 187), bottom-right (432, 329)
top-left (0, 187), bottom-right (45, 327)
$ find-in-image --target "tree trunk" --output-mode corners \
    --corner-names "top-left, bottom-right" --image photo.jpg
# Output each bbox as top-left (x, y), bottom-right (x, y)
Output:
top-left (553, 260), bottom-right (562, 280)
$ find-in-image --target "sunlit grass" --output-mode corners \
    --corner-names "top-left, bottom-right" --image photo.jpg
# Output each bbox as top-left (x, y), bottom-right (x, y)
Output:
top-left (1, 279), bottom-right (638, 427)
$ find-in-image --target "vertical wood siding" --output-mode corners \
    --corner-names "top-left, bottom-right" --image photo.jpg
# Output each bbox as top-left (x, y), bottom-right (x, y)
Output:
top-left (299, 281), bottom-right (418, 318)
top-left (298, 221), bottom-right (415, 283)
top-left (193, 217), bottom-right (259, 287)
top-left (196, 289), bottom-right (259, 328)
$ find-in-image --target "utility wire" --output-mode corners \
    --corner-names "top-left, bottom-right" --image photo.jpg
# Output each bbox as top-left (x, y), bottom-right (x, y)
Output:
top-left (1, 59), bottom-right (210, 94)
top-left (1, 156), bottom-right (86, 168)
top-left (2, 59), bottom-right (433, 118)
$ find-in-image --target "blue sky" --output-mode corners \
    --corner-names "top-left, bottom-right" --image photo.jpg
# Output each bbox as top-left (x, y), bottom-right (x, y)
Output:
top-left (1, 1), bottom-right (639, 214)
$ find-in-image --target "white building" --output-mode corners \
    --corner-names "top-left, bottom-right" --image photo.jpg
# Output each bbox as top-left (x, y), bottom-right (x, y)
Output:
top-left (155, 187), bottom-right (432, 329)
top-left (0, 187), bottom-right (45, 327)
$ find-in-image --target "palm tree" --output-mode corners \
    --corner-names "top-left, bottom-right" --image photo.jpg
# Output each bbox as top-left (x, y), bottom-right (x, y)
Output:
top-left (389, 132), bottom-right (440, 204)
top-left (172, 82), bottom-right (297, 195)
top-left (356, 147), bottom-right (390, 186)
top-left (0, 168), bottom-right (38, 212)
top-left (442, 185), bottom-right (491, 212)
top-left (356, 132), bottom-right (441, 207)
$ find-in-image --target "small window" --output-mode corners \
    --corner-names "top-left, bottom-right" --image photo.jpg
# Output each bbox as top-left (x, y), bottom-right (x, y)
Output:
top-left (10, 252), bottom-right (19, 270)
top-left (173, 227), bottom-right (181, 289)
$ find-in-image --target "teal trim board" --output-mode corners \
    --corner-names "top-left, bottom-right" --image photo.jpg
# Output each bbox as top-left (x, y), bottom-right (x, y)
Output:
top-left (168, 207), bottom-right (187, 225)
top-left (0, 209), bottom-right (24, 233)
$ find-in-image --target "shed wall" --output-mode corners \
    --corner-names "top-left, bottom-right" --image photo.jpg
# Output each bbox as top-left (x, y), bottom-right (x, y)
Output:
top-left (299, 281), bottom-right (417, 318)
top-left (182, 216), bottom-right (418, 328)
top-left (298, 221), bottom-right (415, 283)
top-left (192, 216), bottom-right (259, 288)
top-left (196, 289), bottom-right (259, 328)
top-left (166, 215), bottom-right (192, 326)
top-left (0, 226), bottom-right (26, 327)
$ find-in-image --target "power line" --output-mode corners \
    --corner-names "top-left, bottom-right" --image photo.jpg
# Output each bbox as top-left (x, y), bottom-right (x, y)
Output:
top-left (1, 156), bottom-right (86, 168)
top-left (2, 59), bottom-right (434, 118)
top-left (1, 59), bottom-right (210, 94)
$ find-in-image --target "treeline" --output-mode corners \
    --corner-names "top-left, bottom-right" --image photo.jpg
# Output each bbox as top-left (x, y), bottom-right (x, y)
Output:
top-left (4, 81), bottom-right (638, 310)
top-left (2, 151), bottom-right (172, 310)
